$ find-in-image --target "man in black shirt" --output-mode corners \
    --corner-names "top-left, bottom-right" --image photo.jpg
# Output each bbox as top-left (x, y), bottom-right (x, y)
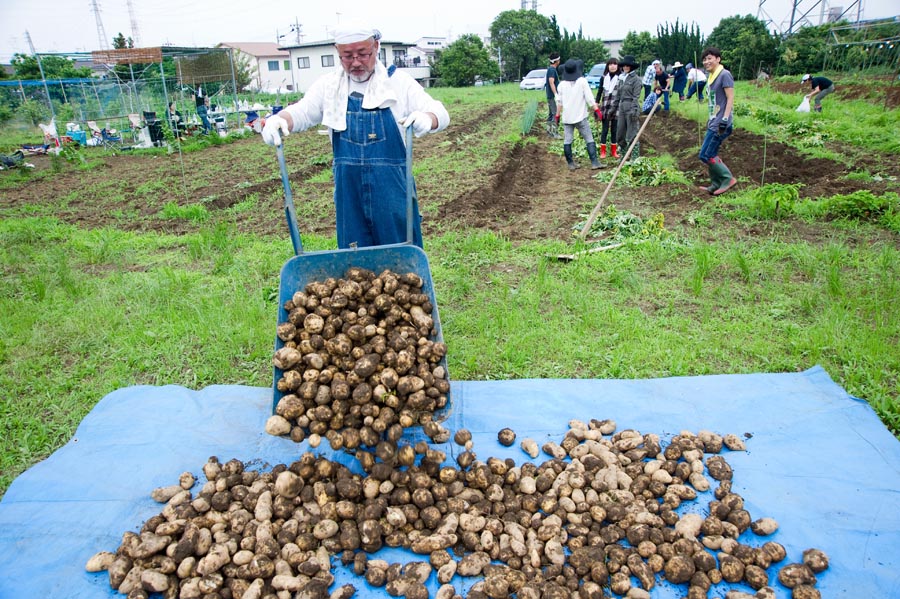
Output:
top-left (802, 74), bottom-right (835, 113)
top-left (545, 53), bottom-right (561, 138)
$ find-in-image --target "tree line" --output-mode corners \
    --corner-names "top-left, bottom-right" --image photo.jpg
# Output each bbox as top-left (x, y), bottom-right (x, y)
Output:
top-left (431, 10), bottom-right (900, 87)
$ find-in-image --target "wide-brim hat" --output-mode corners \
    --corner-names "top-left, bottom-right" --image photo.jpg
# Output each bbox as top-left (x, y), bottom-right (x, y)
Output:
top-left (619, 55), bottom-right (638, 68)
top-left (673, 61), bottom-right (684, 68)
top-left (561, 58), bottom-right (582, 81)
top-left (244, 111), bottom-right (259, 123)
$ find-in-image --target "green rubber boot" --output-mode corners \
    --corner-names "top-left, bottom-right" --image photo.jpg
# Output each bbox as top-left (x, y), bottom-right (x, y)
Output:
top-left (709, 159), bottom-right (737, 195)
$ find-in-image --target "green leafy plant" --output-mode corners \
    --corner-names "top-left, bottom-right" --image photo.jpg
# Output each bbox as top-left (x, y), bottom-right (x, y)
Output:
top-left (576, 204), bottom-right (668, 243)
top-left (747, 183), bottom-right (800, 219)
top-left (592, 157), bottom-right (689, 187)
top-left (520, 99), bottom-right (539, 136)
top-left (160, 202), bottom-right (210, 222)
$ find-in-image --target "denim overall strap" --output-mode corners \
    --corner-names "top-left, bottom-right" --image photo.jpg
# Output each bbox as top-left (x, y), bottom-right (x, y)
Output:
top-left (331, 91), bottom-right (422, 249)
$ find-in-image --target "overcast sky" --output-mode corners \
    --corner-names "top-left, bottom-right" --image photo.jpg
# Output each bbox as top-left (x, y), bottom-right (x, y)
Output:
top-left (2, 0), bottom-right (896, 63)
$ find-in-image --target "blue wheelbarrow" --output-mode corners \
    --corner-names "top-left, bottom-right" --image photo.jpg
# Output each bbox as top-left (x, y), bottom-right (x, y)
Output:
top-left (272, 127), bottom-right (450, 421)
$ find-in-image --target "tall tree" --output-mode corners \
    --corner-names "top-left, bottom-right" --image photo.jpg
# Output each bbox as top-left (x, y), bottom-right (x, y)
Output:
top-left (568, 38), bottom-right (610, 68)
top-left (656, 20), bottom-right (704, 66)
top-left (490, 9), bottom-right (554, 80)
top-left (112, 32), bottom-right (134, 50)
top-left (706, 15), bottom-right (778, 79)
top-left (620, 31), bottom-right (657, 64)
top-left (11, 53), bottom-right (92, 79)
top-left (544, 15), bottom-right (564, 56)
top-left (777, 22), bottom-right (829, 76)
top-left (433, 34), bottom-right (500, 87)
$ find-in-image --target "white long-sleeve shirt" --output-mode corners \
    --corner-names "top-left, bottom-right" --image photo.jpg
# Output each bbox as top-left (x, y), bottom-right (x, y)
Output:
top-left (280, 62), bottom-right (449, 142)
top-left (556, 77), bottom-right (596, 125)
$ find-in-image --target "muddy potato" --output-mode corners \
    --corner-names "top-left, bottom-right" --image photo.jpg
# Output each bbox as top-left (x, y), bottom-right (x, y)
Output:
top-left (750, 517), bottom-right (778, 536)
top-left (791, 585), bottom-right (822, 599)
top-left (778, 563), bottom-right (817, 588)
top-left (497, 428), bottom-right (516, 447)
top-left (801, 548), bottom-right (829, 573)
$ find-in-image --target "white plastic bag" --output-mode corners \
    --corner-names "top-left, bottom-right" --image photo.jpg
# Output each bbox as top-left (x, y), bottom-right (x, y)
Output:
top-left (796, 97), bottom-right (811, 113)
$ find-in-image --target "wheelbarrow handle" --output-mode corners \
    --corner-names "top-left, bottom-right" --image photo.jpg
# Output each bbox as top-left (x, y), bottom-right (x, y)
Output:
top-left (276, 143), bottom-right (302, 255)
top-left (405, 125), bottom-right (413, 245)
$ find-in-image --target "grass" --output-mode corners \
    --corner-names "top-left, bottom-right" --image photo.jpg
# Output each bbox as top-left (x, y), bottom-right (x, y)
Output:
top-left (1, 80), bottom-right (898, 498)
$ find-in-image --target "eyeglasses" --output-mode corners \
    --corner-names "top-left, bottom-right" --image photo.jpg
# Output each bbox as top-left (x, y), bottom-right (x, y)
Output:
top-left (339, 49), bottom-right (375, 64)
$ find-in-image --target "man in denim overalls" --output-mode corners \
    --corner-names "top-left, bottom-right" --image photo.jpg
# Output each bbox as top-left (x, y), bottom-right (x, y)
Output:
top-left (261, 26), bottom-right (450, 249)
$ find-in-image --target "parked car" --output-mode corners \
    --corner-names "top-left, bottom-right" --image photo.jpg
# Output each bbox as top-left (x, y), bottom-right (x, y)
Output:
top-left (519, 69), bottom-right (547, 91)
top-left (586, 63), bottom-right (605, 89)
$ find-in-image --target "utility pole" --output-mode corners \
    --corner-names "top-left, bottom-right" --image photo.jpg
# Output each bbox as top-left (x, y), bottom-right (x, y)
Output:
top-left (91, 0), bottom-right (109, 50)
top-left (293, 18), bottom-right (303, 45)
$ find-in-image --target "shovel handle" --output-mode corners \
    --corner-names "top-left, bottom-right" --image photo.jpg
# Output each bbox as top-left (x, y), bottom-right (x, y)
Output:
top-left (276, 143), bottom-right (302, 255)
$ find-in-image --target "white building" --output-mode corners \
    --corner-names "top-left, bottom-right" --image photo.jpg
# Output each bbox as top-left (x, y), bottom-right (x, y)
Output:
top-left (279, 38), bottom-right (432, 94)
top-left (217, 42), bottom-right (291, 92)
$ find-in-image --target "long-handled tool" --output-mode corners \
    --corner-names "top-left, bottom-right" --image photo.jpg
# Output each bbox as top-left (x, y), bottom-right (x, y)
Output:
top-left (553, 97), bottom-right (664, 262)
top-left (271, 128), bottom-right (451, 419)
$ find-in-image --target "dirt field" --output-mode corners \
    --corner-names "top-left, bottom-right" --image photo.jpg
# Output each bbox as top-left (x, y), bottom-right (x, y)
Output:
top-left (5, 103), bottom-right (899, 245)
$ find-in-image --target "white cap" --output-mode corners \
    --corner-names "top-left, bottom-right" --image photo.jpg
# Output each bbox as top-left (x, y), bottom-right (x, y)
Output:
top-left (334, 24), bottom-right (381, 45)
top-left (801, 74), bottom-right (811, 82)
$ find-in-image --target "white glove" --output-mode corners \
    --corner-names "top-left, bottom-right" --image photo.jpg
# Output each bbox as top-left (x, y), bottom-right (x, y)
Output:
top-left (261, 114), bottom-right (290, 146)
top-left (402, 111), bottom-right (434, 138)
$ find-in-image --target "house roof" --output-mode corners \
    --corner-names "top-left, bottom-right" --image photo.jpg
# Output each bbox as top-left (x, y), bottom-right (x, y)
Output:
top-left (279, 38), bottom-right (410, 50)
top-left (218, 42), bottom-right (288, 58)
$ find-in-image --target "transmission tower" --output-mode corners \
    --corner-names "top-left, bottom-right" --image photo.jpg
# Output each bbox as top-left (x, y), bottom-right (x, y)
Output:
top-left (91, 0), bottom-right (110, 50)
top-left (758, 0), bottom-right (864, 35)
top-left (127, 0), bottom-right (142, 46)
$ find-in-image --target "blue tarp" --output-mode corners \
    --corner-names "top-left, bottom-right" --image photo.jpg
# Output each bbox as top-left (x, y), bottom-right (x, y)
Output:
top-left (1, 366), bottom-right (898, 598)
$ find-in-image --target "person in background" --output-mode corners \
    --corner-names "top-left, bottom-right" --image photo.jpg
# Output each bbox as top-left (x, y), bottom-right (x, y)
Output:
top-left (594, 57), bottom-right (620, 159)
top-left (686, 62), bottom-right (707, 101)
top-left (642, 86), bottom-right (661, 115)
top-left (802, 73), bottom-right (835, 112)
top-left (671, 61), bottom-right (688, 101)
top-left (194, 88), bottom-right (211, 134)
top-left (556, 59), bottom-right (603, 170)
top-left (616, 55), bottom-right (643, 162)
top-left (698, 47), bottom-right (737, 196)
top-left (166, 102), bottom-right (183, 138)
top-left (642, 59), bottom-right (660, 100)
top-left (261, 25), bottom-right (449, 249)
top-left (654, 62), bottom-right (670, 114)
top-left (545, 52), bottom-right (562, 138)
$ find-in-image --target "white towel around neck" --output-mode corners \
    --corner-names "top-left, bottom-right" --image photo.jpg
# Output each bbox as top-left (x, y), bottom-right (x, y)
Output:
top-left (321, 62), bottom-right (398, 132)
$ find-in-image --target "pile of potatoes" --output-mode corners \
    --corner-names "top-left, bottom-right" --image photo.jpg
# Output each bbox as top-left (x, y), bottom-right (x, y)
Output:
top-left (268, 267), bottom-right (450, 450)
top-left (87, 418), bottom-right (829, 599)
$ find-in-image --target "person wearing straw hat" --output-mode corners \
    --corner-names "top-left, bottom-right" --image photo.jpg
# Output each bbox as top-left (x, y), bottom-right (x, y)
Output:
top-left (801, 73), bottom-right (835, 113)
top-left (698, 47), bottom-right (737, 195)
top-left (261, 24), bottom-right (449, 249)
top-left (556, 59), bottom-right (603, 170)
top-left (615, 55), bottom-right (643, 162)
top-left (671, 61), bottom-right (688, 101)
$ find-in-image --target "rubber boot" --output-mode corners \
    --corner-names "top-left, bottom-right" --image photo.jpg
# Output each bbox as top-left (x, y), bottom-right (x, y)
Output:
top-left (587, 142), bottom-right (603, 169)
top-left (611, 143), bottom-right (619, 158)
top-left (628, 142), bottom-right (640, 162)
top-left (564, 144), bottom-right (579, 170)
top-left (700, 163), bottom-right (720, 194)
top-left (709, 157), bottom-right (737, 195)
top-left (599, 144), bottom-right (607, 159)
